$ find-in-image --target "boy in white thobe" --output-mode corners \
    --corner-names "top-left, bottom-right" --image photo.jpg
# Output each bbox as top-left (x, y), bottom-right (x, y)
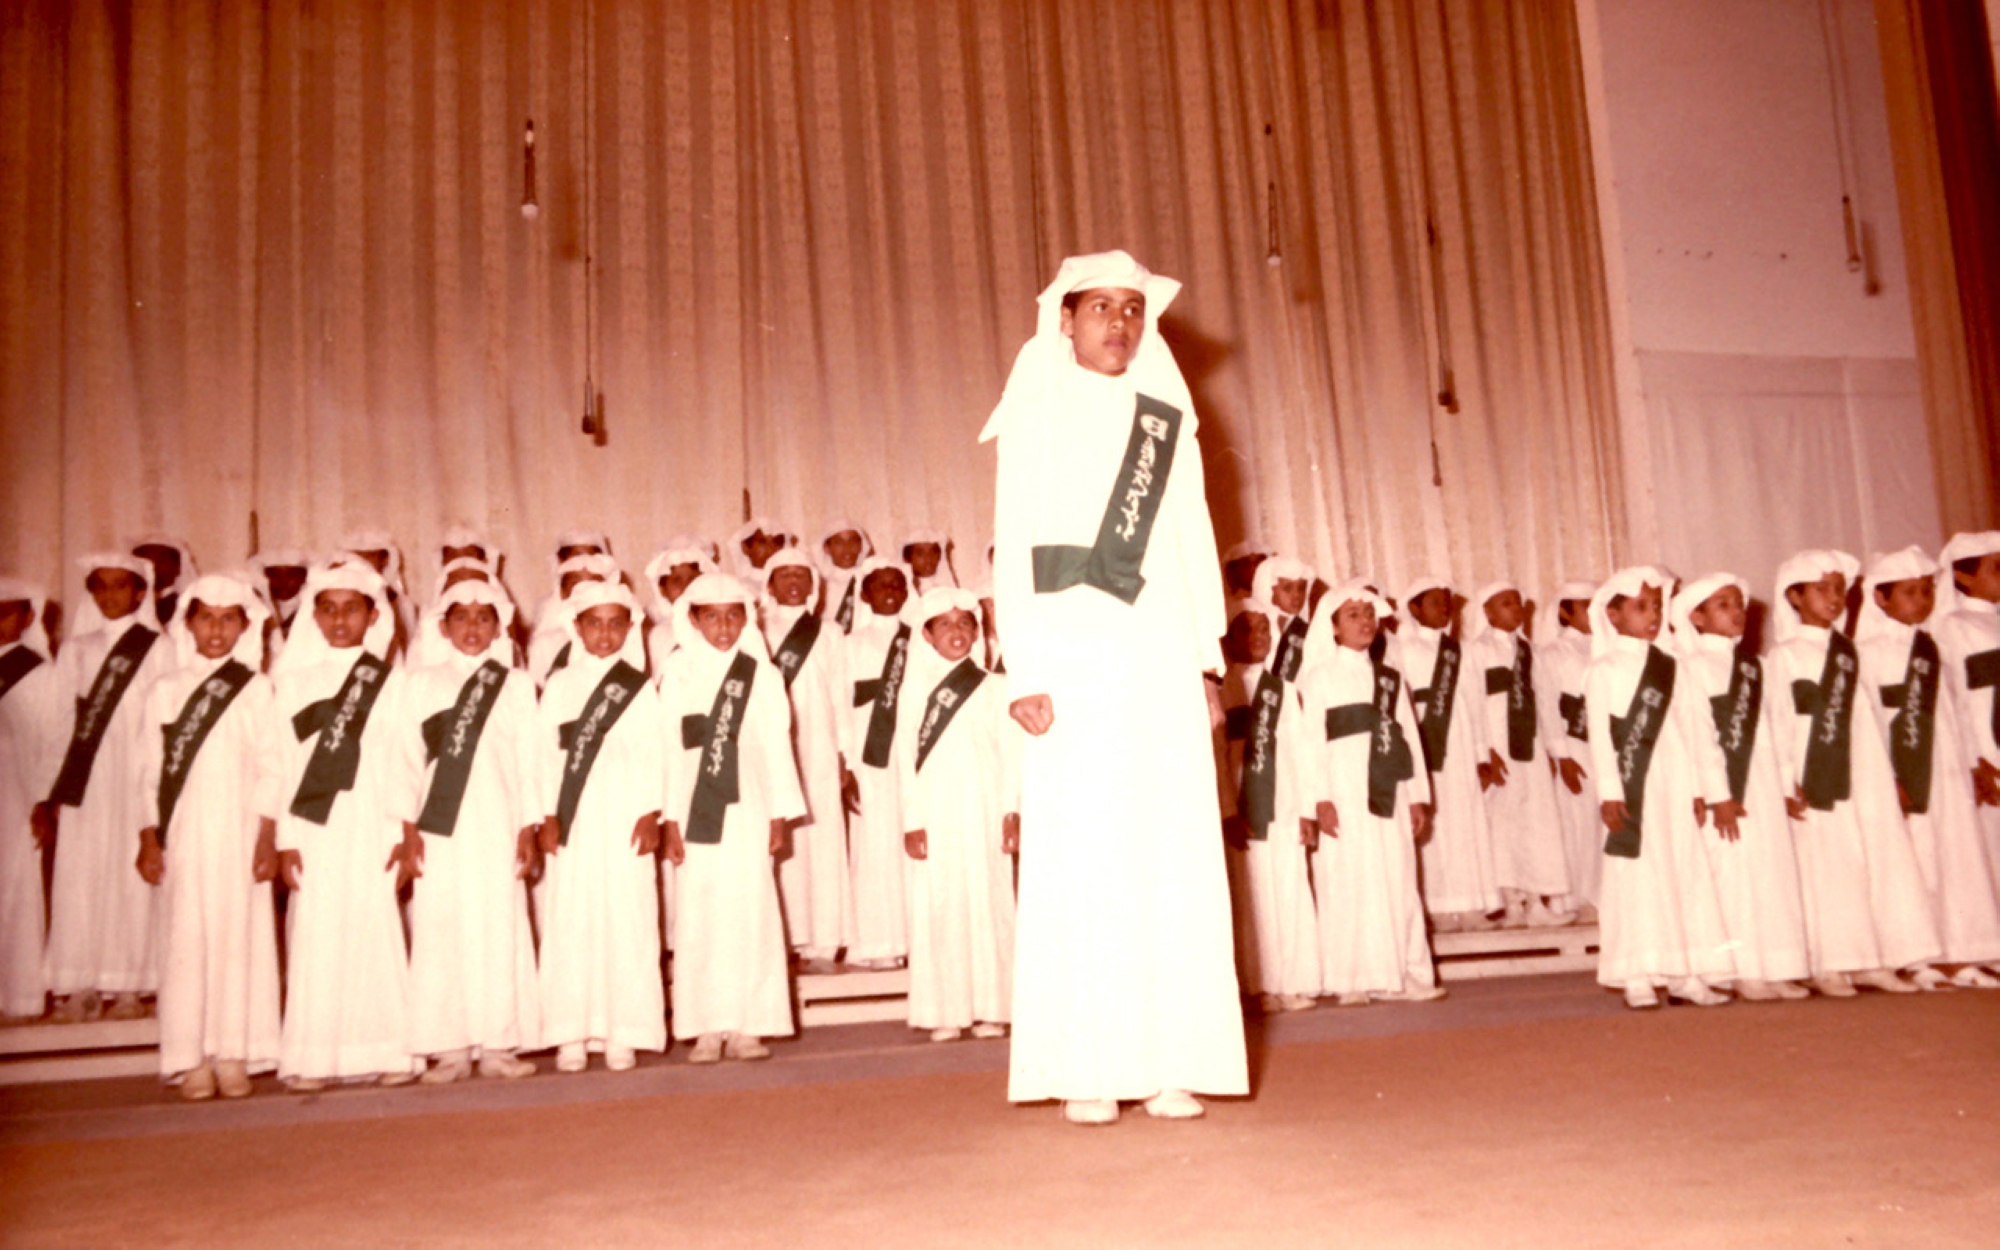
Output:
top-left (535, 581), bottom-right (667, 1072)
top-left (0, 580), bottom-right (60, 1020)
top-left (42, 554), bottom-right (175, 1022)
top-left (138, 575), bottom-right (280, 1099)
top-left (841, 556), bottom-right (917, 969)
top-left (392, 580), bottom-right (544, 1084)
top-left (1400, 577), bottom-right (1502, 931)
top-left (900, 529), bottom-right (959, 595)
top-left (1298, 582), bottom-right (1442, 1005)
top-left (529, 552), bottom-right (619, 688)
top-left (817, 523), bottom-right (873, 635)
top-left (1537, 583), bottom-right (1602, 920)
top-left (1933, 529), bottom-right (2000, 963)
top-left (256, 562), bottom-right (417, 1089)
top-left (661, 574), bottom-right (805, 1063)
top-left (897, 588), bottom-right (1020, 1041)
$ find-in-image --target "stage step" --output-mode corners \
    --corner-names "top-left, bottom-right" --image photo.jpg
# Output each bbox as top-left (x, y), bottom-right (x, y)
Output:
top-left (1434, 922), bottom-right (1601, 981)
top-left (0, 1018), bottom-right (161, 1086)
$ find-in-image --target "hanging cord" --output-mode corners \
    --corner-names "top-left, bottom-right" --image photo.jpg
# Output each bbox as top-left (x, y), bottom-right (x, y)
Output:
top-left (1399, 5), bottom-right (1452, 486)
top-left (580, 0), bottom-right (606, 443)
top-left (1818, 0), bottom-right (1876, 292)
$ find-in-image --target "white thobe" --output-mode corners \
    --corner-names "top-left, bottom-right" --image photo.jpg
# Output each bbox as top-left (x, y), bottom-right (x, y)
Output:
top-left (1935, 601), bottom-right (2000, 910)
top-left (1765, 627), bottom-right (1940, 973)
top-left (1467, 630), bottom-right (1572, 897)
top-left (661, 643), bottom-right (804, 1041)
top-left (764, 604), bottom-right (854, 960)
top-left (1217, 661), bottom-right (1322, 998)
top-left (1538, 628), bottom-right (1602, 907)
top-left (142, 661), bottom-right (281, 1075)
top-left (0, 646), bottom-right (61, 1016)
top-left (536, 655), bottom-right (668, 1055)
top-left (391, 655), bottom-right (544, 1057)
top-left (1401, 625), bottom-right (1501, 916)
top-left (842, 616), bottom-right (910, 962)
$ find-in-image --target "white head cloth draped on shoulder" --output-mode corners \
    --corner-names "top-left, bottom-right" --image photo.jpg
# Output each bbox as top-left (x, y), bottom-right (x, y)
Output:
top-left (272, 560), bottom-right (396, 677)
top-left (1668, 573), bottom-right (1746, 657)
top-left (979, 249), bottom-right (1189, 445)
top-left (671, 572), bottom-right (766, 662)
top-left (1771, 549), bottom-right (1860, 645)
top-left (429, 577), bottom-right (516, 667)
top-left (1587, 566), bottom-right (1670, 660)
top-left (170, 572), bottom-right (272, 670)
top-left (1856, 546), bottom-right (1939, 643)
top-left (0, 576), bottom-right (51, 658)
top-left (72, 552), bottom-right (161, 637)
top-left (561, 578), bottom-right (648, 671)
top-left (1935, 531), bottom-right (2000, 616)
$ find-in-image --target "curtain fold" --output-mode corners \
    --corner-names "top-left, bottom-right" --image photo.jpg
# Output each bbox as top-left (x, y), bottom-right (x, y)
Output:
top-left (1, 0), bottom-right (1622, 614)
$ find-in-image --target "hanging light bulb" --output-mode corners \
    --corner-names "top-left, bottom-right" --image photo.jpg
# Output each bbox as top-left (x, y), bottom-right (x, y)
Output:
top-left (521, 119), bottom-right (540, 221)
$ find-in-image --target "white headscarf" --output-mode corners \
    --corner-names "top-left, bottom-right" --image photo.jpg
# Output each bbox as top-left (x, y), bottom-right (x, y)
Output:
top-left (815, 521), bottom-right (875, 581)
top-left (415, 559), bottom-right (499, 667)
top-left (561, 579), bottom-right (648, 672)
top-left (72, 552), bottom-right (161, 638)
top-left (1251, 557), bottom-right (1315, 619)
top-left (729, 518), bottom-right (796, 576)
top-left (671, 572), bottom-right (766, 667)
top-left (169, 572), bottom-right (271, 671)
top-left (1668, 572), bottom-right (1747, 658)
top-left (248, 549), bottom-right (313, 611)
top-left (550, 552), bottom-right (620, 601)
top-left (338, 530), bottom-right (408, 596)
top-left (1770, 549), bottom-right (1860, 645)
top-left (1856, 546), bottom-right (1939, 644)
top-left (978, 249), bottom-right (1191, 446)
top-left (758, 548), bottom-right (822, 614)
top-left (551, 528), bottom-right (612, 564)
top-left (271, 561), bottom-right (396, 677)
top-left (1587, 566), bottom-right (1671, 660)
top-left (851, 555), bottom-right (915, 629)
top-left (127, 534), bottom-right (199, 600)
top-left (1310, 578), bottom-right (1391, 659)
top-left (1935, 531), bottom-right (2000, 617)
top-left (1222, 539), bottom-right (1276, 565)
top-left (438, 524), bottom-right (497, 563)
top-left (1462, 580), bottom-right (1521, 644)
top-left (0, 576), bottom-right (52, 659)
top-left (642, 544), bottom-right (720, 628)
top-left (1534, 580), bottom-right (1598, 646)
top-left (427, 577), bottom-right (517, 668)
top-left (899, 528), bottom-right (958, 588)
top-left (908, 586), bottom-right (986, 686)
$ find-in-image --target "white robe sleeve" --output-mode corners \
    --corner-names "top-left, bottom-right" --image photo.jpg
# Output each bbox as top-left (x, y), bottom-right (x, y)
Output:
top-left (1167, 431), bottom-right (1227, 677)
top-left (1674, 659), bottom-right (1733, 806)
top-left (138, 678), bottom-right (172, 832)
top-left (750, 661), bottom-right (806, 826)
top-left (1583, 659), bottom-right (1625, 806)
top-left (991, 419), bottom-right (1057, 702)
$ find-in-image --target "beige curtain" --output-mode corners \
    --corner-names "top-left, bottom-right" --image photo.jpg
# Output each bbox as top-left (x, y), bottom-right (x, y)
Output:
top-left (0, 0), bottom-right (1620, 615)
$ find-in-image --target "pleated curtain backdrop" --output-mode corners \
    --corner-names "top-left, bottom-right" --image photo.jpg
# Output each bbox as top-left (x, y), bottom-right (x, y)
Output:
top-left (0, 0), bottom-right (1622, 615)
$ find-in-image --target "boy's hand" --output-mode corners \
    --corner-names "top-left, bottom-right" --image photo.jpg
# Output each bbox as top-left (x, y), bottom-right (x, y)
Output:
top-left (1481, 750), bottom-right (1509, 789)
top-left (515, 826), bottom-right (541, 882)
top-left (1785, 785), bottom-right (1808, 822)
top-left (1600, 800), bottom-right (1629, 833)
top-left (1410, 803), bottom-right (1433, 844)
top-left (1558, 758), bottom-right (1586, 795)
top-left (633, 812), bottom-right (662, 857)
top-left (1001, 812), bottom-right (1020, 855)
top-left (1010, 694), bottom-right (1054, 737)
top-left (1974, 760), bottom-right (2000, 806)
top-left (252, 817), bottom-right (279, 883)
top-left (1221, 815), bottom-right (1249, 850)
top-left (904, 828), bottom-right (928, 861)
top-left (841, 765), bottom-right (861, 815)
top-left (538, 816), bottom-right (562, 857)
top-left (1317, 800), bottom-right (1340, 839)
top-left (277, 849), bottom-right (303, 891)
top-left (1710, 799), bottom-right (1743, 842)
top-left (136, 828), bottom-right (165, 886)
top-left (662, 819), bottom-right (686, 866)
top-left (1299, 816), bottom-right (1318, 850)
top-left (1896, 782), bottom-right (1912, 816)
top-left (1204, 677), bottom-right (1226, 733)
top-left (30, 802), bottom-right (56, 850)
top-left (391, 822), bottom-right (424, 888)
top-left (769, 818), bottom-right (791, 859)
top-left (1693, 797), bottom-right (1708, 827)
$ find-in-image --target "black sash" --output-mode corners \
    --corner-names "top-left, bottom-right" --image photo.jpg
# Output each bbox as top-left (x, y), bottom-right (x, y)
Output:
top-left (415, 661), bottom-right (511, 835)
top-left (1412, 635), bottom-right (1461, 770)
top-left (854, 624), bottom-right (911, 769)
top-left (835, 577), bottom-right (857, 633)
top-left (771, 612), bottom-right (822, 691)
top-left (50, 626), bottom-right (161, 807)
top-left (681, 652), bottom-right (758, 845)
top-left (1030, 393), bottom-right (1182, 606)
top-left (1604, 645), bottom-right (1676, 859)
top-left (1483, 637), bottom-right (1537, 762)
top-left (288, 653), bottom-right (392, 825)
top-left (553, 660), bottom-right (647, 844)
top-left (1793, 632), bottom-right (1858, 812)
top-left (1238, 671), bottom-right (1286, 838)
top-left (1706, 647), bottom-right (1763, 807)
top-left (914, 659), bottom-right (988, 772)
top-left (1962, 646), bottom-right (2000, 750)
top-left (1223, 703), bottom-right (1255, 742)
top-left (546, 640), bottom-right (572, 681)
top-left (1558, 692), bottom-right (1588, 741)
top-left (1881, 631), bottom-right (1940, 815)
top-left (156, 661), bottom-right (255, 840)
top-left (0, 646), bottom-right (42, 703)
top-left (1325, 659), bottom-right (1416, 819)
top-left (1271, 615), bottom-right (1309, 684)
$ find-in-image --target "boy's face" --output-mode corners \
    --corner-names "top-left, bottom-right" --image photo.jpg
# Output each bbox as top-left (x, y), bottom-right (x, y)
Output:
top-left (264, 565), bottom-right (308, 604)
top-left (1333, 599), bottom-right (1378, 650)
top-left (444, 566), bottom-right (490, 591)
top-left (132, 545), bottom-right (181, 599)
top-left (691, 603), bottom-right (748, 652)
top-left (1606, 585), bottom-right (1664, 641)
top-left (741, 530), bottom-right (784, 570)
top-left (824, 531), bottom-right (864, 570)
top-left (187, 600), bottom-right (250, 660)
top-left (313, 589), bottom-right (378, 649)
top-left (1223, 611), bottom-right (1272, 666)
top-left (1957, 553), bottom-right (2000, 604)
top-left (1482, 589), bottom-right (1526, 635)
top-left (85, 569), bottom-right (146, 622)
top-left (443, 603), bottom-right (501, 657)
top-left (441, 543), bottom-right (486, 565)
top-left (1786, 573), bottom-right (1847, 629)
top-left (905, 542), bottom-right (943, 579)
top-left (923, 609), bottom-right (980, 663)
top-left (1271, 578), bottom-right (1308, 618)
top-left (862, 568), bottom-right (909, 617)
top-left (1407, 588), bottom-right (1452, 631)
top-left (556, 543), bottom-right (602, 564)
top-left (661, 563), bottom-right (703, 604)
top-left (1874, 577), bottom-right (1935, 627)
top-left (768, 566), bottom-right (815, 608)
top-left (1224, 554), bottom-right (1266, 597)
top-left (1061, 286), bottom-right (1146, 377)
top-left (0, 600), bottom-right (35, 647)
top-left (560, 570), bottom-right (605, 598)
top-left (1558, 598), bottom-right (1592, 635)
top-left (355, 549), bottom-right (391, 575)
top-left (1689, 584), bottom-right (1746, 640)
top-left (576, 604), bottom-right (633, 658)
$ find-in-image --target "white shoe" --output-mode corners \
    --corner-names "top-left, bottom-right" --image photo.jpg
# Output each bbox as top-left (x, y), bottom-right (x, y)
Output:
top-left (1390, 984), bottom-right (1447, 1003)
top-left (725, 1034), bottom-right (770, 1061)
top-left (605, 1047), bottom-right (638, 1072)
top-left (478, 1051), bottom-right (538, 1079)
top-left (1852, 969), bottom-right (1918, 994)
top-left (421, 1051), bottom-right (472, 1086)
top-left (377, 1069), bottom-right (419, 1087)
top-left (1523, 900), bottom-right (1575, 928)
top-left (1812, 973), bottom-right (1858, 998)
top-left (1668, 979), bottom-right (1731, 1007)
top-left (970, 1022), bottom-right (1007, 1039)
top-left (929, 1026), bottom-right (963, 1043)
top-left (1951, 966), bottom-right (2000, 989)
top-left (1336, 992), bottom-right (1369, 1007)
top-left (215, 1060), bottom-right (253, 1099)
top-left (688, 1034), bottom-right (725, 1065)
top-left (1623, 981), bottom-right (1661, 1010)
top-left (1279, 993), bottom-right (1319, 1012)
top-left (1735, 979), bottom-right (1784, 1002)
top-left (1499, 898), bottom-right (1530, 929)
top-left (1063, 1099), bottom-right (1119, 1126)
top-left (285, 1075), bottom-right (328, 1094)
top-left (556, 1042), bottom-right (589, 1073)
top-left (178, 1063), bottom-right (217, 1102)
top-left (1772, 981), bottom-right (1811, 1000)
top-left (1908, 966), bottom-right (1953, 992)
top-left (1143, 1089), bottom-right (1205, 1120)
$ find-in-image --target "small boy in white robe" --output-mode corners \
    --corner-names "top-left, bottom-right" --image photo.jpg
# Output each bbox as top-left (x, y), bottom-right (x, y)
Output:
top-left (1217, 599), bottom-right (1322, 1012)
top-left (529, 552), bottom-right (619, 687)
top-left (1765, 550), bottom-right (1940, 996)
top-left (129, 535), bottom-right (198, 630)
top-left (0, 579), bottom-right (60, 1020)
top-left (525, 530), bottom-right (614, 670)
top-left (1466, 582), bottom-right (1575, 927)
top-left (42, 553), bottom-right (175, 1022)
top-left (249, 550), bottom-right (312, 641)
top-left (1250, 557), bottom-right (1319, 687)
top-left (1536, 583), bottom-right (1602, 920)
top-left (255, 562), bottom-right (418, 1089)
top-left (817, 523), bottom-right (873, 634)
top-left (760, 549), bottom-right (854, 973)
top-left (1933, 530), bottom-right (2000, 928)
top-left (1583, 569), bottom-right (1736, 1009)
top-left (842, 556), bottom-right (917, 968)
top-left (392, 580), bottom-right (545, 1083)
top-left (339, 531), bottom-right (420, 658)
top-left (730, 518), bottom-right (797, 588)
top-left (535, 581), bottom-right (667, 1072)
top-left (1856, 548), bottom-right (2000, 987)
top-left (900, 529), bottom-right (958, 595)
top-left (137, 575), bottom-right (280, 1099)
top-left (1399, 577), bottom-right (1502, 931)
top-left (1298, 582), bottom-right (1442, 1005)
top-left (661, 574), bottom-right (805, 1062)
top-left (897, 588), bottom-right (1020, 1041)
top-left (411, 557), bottom-right (499, 669)
top-left (1668, 574), bottom-right (1811, 1000)
top-left (642, 540), bottom-right (718, 668)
